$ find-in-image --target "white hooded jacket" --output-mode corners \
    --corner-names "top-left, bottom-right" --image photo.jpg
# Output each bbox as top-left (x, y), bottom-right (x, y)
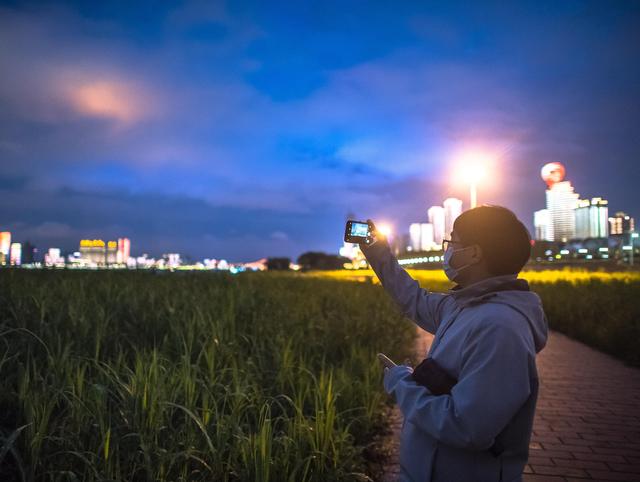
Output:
top-left (362, 239), bottom-right (548, 482)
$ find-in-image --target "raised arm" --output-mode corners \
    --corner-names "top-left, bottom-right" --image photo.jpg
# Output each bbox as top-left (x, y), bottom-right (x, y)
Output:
top-left (360, 235), bottom-right (449, 335)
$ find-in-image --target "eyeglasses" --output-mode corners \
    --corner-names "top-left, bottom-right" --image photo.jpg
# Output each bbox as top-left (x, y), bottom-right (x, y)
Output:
top-left (441, 238), bottom-right (464, 251)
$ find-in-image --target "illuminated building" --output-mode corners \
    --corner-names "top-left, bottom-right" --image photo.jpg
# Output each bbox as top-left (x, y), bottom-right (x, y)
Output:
top-left (106, 241), bottom-right (117, 264)
top-left (541, 162), bottom-right (579, 242)
top-left (609, 212), bottom-right (635, 235)
top-left (443, 198), bottom-right (463, 237)
top-left (45, 248), bottom-right (63, 267)
top-left (10, 242), bottom-right (21, 266)
top-left (409, 223), bottom-right (421, 251)
top-left (243, 258), bottom-right (268, 271)
top-left (136, 254), bottom-right (155, 268)
top-left (0, 231), bottom-right (11, 266)
top-left (117, 238), bottom-right (131, 264)
top-left (421, 223), bottom-right (435, 251)
top-left (410, 223), bottom-right (436, 252)
top-left (164, 253), bottom-right (181, 268)
top-left (79, 239), bottom-right (106, 265)
top-left (574, 197), bottom-right (608, 239)
top-left (534, 209), bottom-right (552, 241)
top-left (428, 206), bottom-right (446, 245)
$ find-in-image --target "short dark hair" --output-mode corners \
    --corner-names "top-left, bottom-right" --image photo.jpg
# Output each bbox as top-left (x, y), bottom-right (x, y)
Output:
top-left (453, 205), bottom-right (531, 276)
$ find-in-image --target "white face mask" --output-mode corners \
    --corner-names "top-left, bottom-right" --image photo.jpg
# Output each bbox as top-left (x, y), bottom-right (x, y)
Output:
top-left (443, 245), bottom-right (474, 282)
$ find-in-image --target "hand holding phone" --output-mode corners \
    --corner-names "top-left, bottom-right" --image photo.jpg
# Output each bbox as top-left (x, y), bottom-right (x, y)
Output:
top-left (344, 219), bottom-right (373, 245)
top-left (377, 352), bottom-right (397, 370)
top-left (344, 219), bottom-right (382, 247)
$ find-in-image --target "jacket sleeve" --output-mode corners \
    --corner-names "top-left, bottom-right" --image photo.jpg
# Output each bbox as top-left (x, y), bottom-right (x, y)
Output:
top-left (361, 239), bottom-right (448, 334)
top-left (383, 317), bottom-right (532, 450)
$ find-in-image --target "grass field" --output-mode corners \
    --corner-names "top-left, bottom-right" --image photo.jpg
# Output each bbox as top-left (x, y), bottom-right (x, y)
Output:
top-left (0, 270), bottom-right (414, 481)
top-left (1, 266), bottom-right (639, 481)
top-left (315, 268), bottom-right (640, 366)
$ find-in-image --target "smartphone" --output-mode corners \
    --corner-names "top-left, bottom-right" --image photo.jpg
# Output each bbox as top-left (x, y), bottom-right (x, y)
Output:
top-left (344, 220), bottom-right (373, 245)
top-left (377, 353), bottom-right (397, 369)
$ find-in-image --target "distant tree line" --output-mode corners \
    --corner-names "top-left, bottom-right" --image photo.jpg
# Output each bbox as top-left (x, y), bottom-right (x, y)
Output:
top-left (266, 251), bottom-right (349, 271)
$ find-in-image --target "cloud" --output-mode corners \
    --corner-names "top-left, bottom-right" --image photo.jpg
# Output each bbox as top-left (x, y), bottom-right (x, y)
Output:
top-left (62, 78), bottom-right (154, 124)
top-left (21, 221), bottom-right (76, 240)
top-left (269, 231), bottom-right (289, 241)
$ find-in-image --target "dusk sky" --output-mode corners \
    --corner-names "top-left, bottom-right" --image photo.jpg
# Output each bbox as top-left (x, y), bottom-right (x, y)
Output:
top-left (1, 0), bottom-right (639, 261)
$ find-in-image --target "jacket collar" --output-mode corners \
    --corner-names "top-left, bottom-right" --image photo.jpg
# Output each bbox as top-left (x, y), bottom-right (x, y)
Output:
top-left (448, 273), bottom-right (530, 304)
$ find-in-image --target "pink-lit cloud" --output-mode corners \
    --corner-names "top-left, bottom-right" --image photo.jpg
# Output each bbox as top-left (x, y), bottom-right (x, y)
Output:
top-left (66, 79), bottom-right (149, 124)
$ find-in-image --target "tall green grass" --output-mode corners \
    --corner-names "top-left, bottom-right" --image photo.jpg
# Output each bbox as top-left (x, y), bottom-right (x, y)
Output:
top-left (529, 279), bottom-right (640, 366)
top-left (323, 268), bottom-right (640, 366)
top-left (0, 270), bottom-right (415, 481)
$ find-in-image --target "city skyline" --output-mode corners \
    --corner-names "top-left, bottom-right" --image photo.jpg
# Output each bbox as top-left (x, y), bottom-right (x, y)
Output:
top-left (2, 163), bottom-right (636, 267)
top-left (1, 160), bottom-right (636, 263)
top-left (1, 1), bottom-right (639, 260)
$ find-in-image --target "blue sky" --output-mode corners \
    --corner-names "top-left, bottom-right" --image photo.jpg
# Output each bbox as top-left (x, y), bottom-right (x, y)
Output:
top-left (1, 0), bottom-right (639, 261)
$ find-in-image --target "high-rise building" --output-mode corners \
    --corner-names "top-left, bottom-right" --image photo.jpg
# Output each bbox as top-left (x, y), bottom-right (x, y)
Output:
top-left (117, 238), bottom-right (131, 264)
top-left (9, 242), bottom-right (21, 266)
top-left (443, 198), bottom-right (463, 237)
top-left (534, 209), bottom-right (552, 241)
top-left (609, 212), bottom-right (635, 235)
top-left (420, 223), bottom-right (435, 251)
top-left (409, 223), bottom-right (436, 251)
top-left (409, 223), bottom-right (422, 251)
top-left (45, 248), bottom-right (63, 267)
top-left (0, 231), bottom-right (11, 266)
top-left (541, 163), bottom-right (579, 242)
top-left (106, 241), bottom-right (118, 264)
top-left (574, 197), bottom-right (608, 239)
top-left (428, 206), bottom-right (446, 245)
top-left (80, 239), bottom-right (106, 265)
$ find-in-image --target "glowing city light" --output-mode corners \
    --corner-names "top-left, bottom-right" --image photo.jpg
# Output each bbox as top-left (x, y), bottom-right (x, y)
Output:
top-left (454, 150), bottom-right (491, 209)
top-left (377, 223), bottom-right (392, 238)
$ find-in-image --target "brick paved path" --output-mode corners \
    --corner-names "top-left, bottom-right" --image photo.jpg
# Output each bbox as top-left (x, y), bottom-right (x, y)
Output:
top-left (380, 329), bottom-right (640, 482)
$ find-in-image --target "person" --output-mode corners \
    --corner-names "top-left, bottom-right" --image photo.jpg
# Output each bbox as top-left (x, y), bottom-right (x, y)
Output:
top-left (360, 205), bottom-right (548, 482)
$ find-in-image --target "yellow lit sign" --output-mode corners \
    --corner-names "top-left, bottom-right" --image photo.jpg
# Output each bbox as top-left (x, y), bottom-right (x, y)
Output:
top-left (80, 239), bottom-right (106, 248)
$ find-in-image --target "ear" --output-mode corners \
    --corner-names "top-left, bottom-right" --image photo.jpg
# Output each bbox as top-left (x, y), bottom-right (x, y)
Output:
top-left (470, 244), bottom-right (483, 262)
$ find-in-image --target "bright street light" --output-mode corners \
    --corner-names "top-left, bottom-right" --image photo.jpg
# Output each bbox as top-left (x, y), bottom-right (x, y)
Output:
top-left (455, 150), bottom-right (490, 209)
top-left (463, 164), bottom-right (486, 209)
top-left (377, 223), bottom-right (392, 239)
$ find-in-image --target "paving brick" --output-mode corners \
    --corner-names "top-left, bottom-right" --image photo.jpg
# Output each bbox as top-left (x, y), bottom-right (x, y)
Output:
top-left (523, 475), bottom-right (565, 481)
top-left (530, 464), bottom-right (590, 477)
top-left (587, 470), bottom-right (640, 481)
top-left (541, 442), bottom-right (594, 453)
top-left (558, 436), bottom-right (596, 446)
top-left (533, 448), bottom-right (576, 459)
top-left (527, 455), bottom-right (555, 466)
top-left (606, 463), bottom-right (640, 474)
top-left (531, 434), bottom-right (563, 444)
top-left (571, 451), bottom-right (627, 463)
top-left (551, 457), bottom-right (608, 470)
top-left (591, 447), bottom-right (640, 457)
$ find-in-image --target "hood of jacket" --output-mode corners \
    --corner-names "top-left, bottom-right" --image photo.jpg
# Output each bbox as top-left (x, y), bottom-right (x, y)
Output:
top-left (448, 273), bottom-right (549, 353)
